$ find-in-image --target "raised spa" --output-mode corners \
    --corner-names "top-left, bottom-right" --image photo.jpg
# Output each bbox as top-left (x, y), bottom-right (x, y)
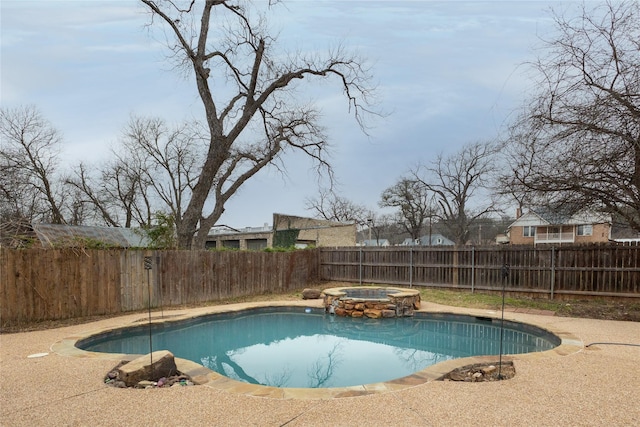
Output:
top-left (323, 286), bottom-right (421, 318)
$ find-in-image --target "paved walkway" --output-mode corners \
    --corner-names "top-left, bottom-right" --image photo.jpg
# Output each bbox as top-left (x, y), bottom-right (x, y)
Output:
top-left (1, 301), bottom-right (639, 426)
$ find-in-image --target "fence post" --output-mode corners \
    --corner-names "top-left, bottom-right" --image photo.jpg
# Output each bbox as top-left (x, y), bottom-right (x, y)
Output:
top-left (471, 246), bottom-right (475, 293)
top-left (550, 246), bottom-right (556, 300)
top-left (359, 246), bottom-right (363, 285)
top-left (409, 246), bottom-right (413, 288)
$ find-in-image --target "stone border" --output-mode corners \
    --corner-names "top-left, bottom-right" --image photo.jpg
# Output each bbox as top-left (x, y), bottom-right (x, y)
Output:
top-left (51, 300), bottom-right (583, 400)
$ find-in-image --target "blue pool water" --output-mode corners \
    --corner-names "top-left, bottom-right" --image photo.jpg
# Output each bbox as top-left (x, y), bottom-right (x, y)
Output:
top-left (78, 307), bottom-right (559, 388)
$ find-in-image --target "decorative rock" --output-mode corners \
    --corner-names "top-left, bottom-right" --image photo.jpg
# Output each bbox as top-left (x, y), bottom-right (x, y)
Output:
top-left (137, 380), bottom-right (156, 388)
top-left (104, 359), bottom-right (196, 390)
top-left (117, 350), bottom-right (178, 387)
top-left (351, 311), bottom-right (364, 318)
top-left (302, 288), bottom-right (322, 299)
top-left (381, 310), bottom-right (396, 318)
top-left (334, 307), bottom-right (347, 316)
top-left (442, 362), bottom-right (515, 382)
top-left (449, 372), bottom-right (466, 381)
top-left (364, 309), bottom-right (382, 319)
top-left (482, 365), bottom-right (497, 374)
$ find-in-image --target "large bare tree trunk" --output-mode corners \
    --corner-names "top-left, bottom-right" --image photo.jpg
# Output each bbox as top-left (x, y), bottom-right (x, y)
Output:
top-left (141, 1), bottom-right (375, 249)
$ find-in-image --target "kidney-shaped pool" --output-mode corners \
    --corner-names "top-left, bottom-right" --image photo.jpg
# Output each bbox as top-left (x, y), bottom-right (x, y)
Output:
top-left (77, 306), bottom-right (560, 389)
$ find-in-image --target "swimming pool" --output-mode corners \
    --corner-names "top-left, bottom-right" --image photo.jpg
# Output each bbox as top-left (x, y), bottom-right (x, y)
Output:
top-left (77, 306), bottom-right (560, 388)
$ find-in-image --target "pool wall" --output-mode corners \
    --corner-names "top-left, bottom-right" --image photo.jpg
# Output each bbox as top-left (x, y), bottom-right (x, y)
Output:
top-left (323, 286), bottom-right (421, 318)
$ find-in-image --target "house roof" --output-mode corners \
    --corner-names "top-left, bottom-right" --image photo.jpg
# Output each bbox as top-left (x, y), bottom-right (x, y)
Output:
top-left (509, 209), bottom-right (612, 229)
top-left (363, 239), bottom-right (389, 246)
top-left (32, 223), bottom-right (151, 248)
top-left (402, 234), bottom-right (454, 246)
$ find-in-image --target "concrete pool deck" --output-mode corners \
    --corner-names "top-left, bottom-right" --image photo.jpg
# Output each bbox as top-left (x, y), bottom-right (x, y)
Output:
top-left (1, 300), bottom-right (639, 426)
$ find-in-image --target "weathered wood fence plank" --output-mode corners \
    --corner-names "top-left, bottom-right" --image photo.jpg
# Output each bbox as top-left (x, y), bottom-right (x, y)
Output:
top-left (3, 244), bottom-right (638, 328)
top-left (1, 248), bottom-right (319, 328)
top-left (319, 244), bottom-right (640, 298)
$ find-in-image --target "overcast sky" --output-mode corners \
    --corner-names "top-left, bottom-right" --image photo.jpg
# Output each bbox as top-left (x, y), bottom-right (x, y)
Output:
top-left (1, 1), bottom-right (572, 229)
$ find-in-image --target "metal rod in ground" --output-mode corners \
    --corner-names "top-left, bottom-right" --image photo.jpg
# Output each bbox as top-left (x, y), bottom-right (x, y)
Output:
top-left (498, 285), bottom-right (505, 379)
top-left (498, 263), bottom-right (509, 380)
top-left (145, 259), bottom-right (153, 373)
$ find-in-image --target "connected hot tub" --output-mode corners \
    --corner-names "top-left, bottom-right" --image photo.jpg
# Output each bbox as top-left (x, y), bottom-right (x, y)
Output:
top-left (323, 286), bottom-right (421, 318)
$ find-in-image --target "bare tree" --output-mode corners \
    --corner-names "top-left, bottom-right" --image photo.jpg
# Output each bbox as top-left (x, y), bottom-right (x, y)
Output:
top-left (413, 141), bottom-right (497, 246)
top-left (379, 178), bottom-right (435, 241)
top-left (305, 189), bottom-right (370, 225)
top-left (67, 162), bottom-right (115, 227)
top-left (504, 1), bottom-right (640, 231)
top-left (119, 115), bottom-right (202, 226)
top-left (0, 105), bottom-right (67, 225)
top-left (67, 115), bottom-right (204, 230)
top-left (367, 212), bottom-right (400, 245)
top-left (67, 159), bottom-right (147, 228)
top-left (141, 0), bottom-right (375, 248)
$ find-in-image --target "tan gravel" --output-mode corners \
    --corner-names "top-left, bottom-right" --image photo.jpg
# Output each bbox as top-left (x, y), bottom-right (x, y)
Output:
top-left (1, 302), bottom-right (639, 427)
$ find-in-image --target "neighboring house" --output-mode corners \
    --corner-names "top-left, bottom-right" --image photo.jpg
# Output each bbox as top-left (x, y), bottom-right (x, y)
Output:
top-left (508, 209), bottom-right (612, 245)
top-left (610, 221), bottom-right (640, 243)
top-left (361, 239), bottom-right (390, 247)
top-left (401, 234), bottom-right (454, 246)
top-left (30, 223), bottom-right (151, 248)
top-left (495, 234), bottom-right (510, 244)
top-left (205, 213), bottom-right (356, 250)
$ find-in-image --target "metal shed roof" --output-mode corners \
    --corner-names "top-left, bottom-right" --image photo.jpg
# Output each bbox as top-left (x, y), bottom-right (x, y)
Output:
top-left (32, 223), bottom-right (150, 248)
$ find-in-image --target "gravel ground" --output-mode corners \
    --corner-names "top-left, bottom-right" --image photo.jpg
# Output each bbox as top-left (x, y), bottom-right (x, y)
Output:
top-left (1, 303), bottom-right (639, 427)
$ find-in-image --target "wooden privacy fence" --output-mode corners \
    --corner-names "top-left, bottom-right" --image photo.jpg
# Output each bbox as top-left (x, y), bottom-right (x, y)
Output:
top-left (1, 248), bottom-right (319, 327)
top-left (319, 245), bottom-right (640, 299)
top-left (4, 244), bottom-right (639, 327)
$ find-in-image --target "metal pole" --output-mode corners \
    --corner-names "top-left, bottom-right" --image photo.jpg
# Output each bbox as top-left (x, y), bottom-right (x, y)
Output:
top-left (498, 262), bottom-right (509, 380)
top-left (144, 256), bottom-right (153, 369)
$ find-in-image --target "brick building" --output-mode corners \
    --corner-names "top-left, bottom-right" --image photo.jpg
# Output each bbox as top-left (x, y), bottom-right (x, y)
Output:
top-left (508, 209), bottom-right (611, 246)
top-left (205, 213), bottom-right (356, 250)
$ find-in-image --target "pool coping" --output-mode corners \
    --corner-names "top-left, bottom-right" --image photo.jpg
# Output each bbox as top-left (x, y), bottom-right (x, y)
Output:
top-left (50, 299), bottom-right (583, 400)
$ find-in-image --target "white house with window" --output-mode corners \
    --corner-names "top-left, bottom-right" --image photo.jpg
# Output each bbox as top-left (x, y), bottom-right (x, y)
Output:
top-left (508, 209), bottom-right (612, 245)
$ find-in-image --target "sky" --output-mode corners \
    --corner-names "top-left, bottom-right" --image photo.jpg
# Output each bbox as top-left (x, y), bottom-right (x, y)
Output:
top-left (1, 1), bottom-right (573, 229)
